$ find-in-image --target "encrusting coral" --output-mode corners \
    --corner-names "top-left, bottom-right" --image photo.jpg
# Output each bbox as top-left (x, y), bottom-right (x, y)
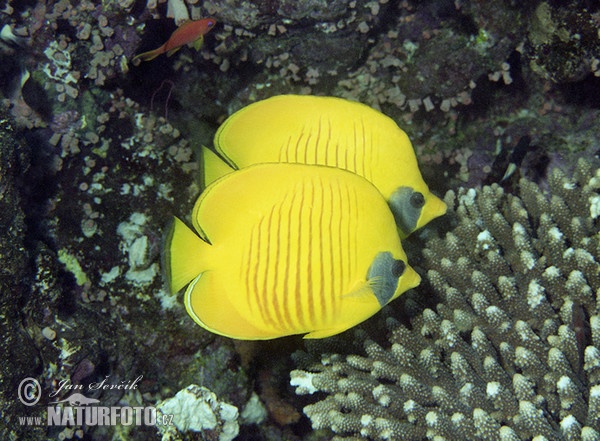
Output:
top-left (291, 159), bottom-right (600, 440)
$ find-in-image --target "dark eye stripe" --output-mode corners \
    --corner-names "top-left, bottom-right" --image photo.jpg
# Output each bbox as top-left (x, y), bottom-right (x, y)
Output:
top-left (392, 259), bottom-right (406, 278)
top-left (410, 192), bottom-right (425, 209)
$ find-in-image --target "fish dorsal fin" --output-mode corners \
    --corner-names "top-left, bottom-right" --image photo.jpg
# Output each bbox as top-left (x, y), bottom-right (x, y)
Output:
top-left (212, 95), bottom-right (447, 236)
top-left (213, 95), bottom-right (414, 193)
top-left (192, 163), bottom-right (302, 244)
top-left (192, 162), bottom-right (384, 246)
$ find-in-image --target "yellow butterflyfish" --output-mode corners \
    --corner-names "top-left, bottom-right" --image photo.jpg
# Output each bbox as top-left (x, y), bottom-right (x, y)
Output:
top-left (203, 95), bottom-right (446, 238)
top-left (165, 163), bottom-right (421, 340)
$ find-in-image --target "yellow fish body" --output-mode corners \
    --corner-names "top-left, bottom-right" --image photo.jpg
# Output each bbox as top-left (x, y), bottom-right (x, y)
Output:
top-left (204, 95), bottom-right (446, 238)
top-left (165, 163), bottom-right (421, 340)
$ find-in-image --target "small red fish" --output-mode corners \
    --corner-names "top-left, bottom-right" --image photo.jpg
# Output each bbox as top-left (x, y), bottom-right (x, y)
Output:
top-left (133, 18), bottom-right (216, 62)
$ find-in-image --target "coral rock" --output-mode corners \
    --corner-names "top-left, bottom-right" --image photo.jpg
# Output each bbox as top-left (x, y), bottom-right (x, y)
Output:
top-left (292, 159), bottom-right (600, 440)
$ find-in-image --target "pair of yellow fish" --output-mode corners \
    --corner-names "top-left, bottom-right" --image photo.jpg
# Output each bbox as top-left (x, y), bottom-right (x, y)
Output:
top-left (164, 95), bottom-right (446, 340)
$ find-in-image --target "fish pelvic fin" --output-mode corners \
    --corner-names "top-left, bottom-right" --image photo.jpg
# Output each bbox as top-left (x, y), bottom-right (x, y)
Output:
top-left (303, 325), bottom-right (355, 339)
top-left (163, 217), bottom-right (211, 293)
top-left (193, 35), bottom-right (204, 51)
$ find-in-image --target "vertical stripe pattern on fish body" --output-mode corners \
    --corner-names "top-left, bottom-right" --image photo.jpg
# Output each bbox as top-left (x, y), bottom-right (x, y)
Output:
top-left (167, 162), bottom-right (421, 339)
top-left (241, 175), bottom-right (359, 336)
top-left (279, 117), bottom-right (376, 184)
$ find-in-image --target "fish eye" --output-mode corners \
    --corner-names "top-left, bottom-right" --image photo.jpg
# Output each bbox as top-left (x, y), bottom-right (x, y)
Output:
top-left (207, 20), bottom-right (215, 27)
top-left (391, 259), bottom-right (406, 278)
top-left (410, 192), bottom-right (425, 209)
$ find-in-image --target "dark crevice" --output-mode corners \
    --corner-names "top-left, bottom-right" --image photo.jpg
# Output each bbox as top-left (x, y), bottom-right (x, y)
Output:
top-left (558, 74), bottom-right (600, 108)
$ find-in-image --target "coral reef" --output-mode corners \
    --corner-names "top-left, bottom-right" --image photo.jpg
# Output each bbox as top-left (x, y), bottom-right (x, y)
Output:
top-left (526, 2), bottom-right (600, 82)
top-left (291, 159), bottom-right (600, 440)
top-left (0, 114), bottom-right (46, 440)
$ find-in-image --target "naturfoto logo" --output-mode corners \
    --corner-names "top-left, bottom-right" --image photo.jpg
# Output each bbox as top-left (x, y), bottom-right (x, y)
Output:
top-left (17, 375), bottom-right (173, 427)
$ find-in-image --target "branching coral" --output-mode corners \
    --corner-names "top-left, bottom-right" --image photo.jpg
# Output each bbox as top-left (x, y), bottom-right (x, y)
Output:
top-left (291, 159), bottom-right (600, 440)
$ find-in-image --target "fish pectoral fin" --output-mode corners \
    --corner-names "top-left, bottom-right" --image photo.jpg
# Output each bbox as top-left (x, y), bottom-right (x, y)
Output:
top-left (193, 35), bottom-right (204, 51)
top-left (341, 279), bottom-right (379, 303)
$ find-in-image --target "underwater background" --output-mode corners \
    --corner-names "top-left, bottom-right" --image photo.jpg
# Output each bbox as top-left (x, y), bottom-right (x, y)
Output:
top-left (1, 0), bottom-right (599, 440)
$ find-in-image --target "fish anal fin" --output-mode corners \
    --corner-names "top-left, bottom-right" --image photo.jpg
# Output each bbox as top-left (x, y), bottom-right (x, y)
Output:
top-left (132, 49), bottom-right (161, 63)
top-left (185, 272), bottom-right (278, 340)
top-left (166, 46), bottom-right (182, 57)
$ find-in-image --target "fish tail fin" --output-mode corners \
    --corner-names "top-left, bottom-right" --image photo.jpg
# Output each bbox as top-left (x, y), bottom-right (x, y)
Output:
top-left (132, 48), bottom-right (162, 63)
top-left (201, 146), bottom-right (235, 187)
top-left (163, 217), bottom-right (211, 293)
